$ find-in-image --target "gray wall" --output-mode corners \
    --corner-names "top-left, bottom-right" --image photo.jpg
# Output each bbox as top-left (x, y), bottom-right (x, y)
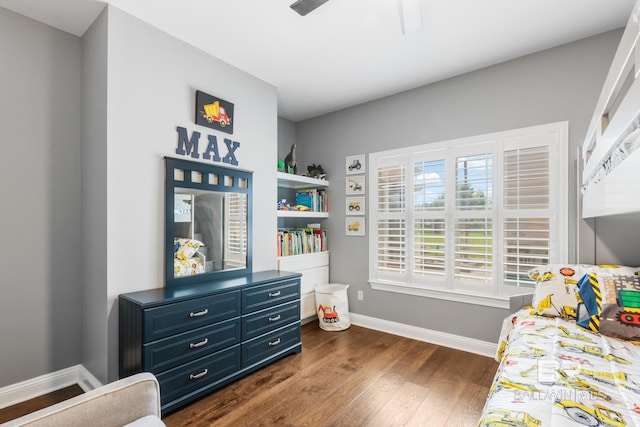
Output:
top-left (0, 8), bottom-right (83, 387)
top-left (591, 213), bottom-right (640, 265)
top-left (81, 7), bottom-right (109, 384)
top-left (99, 6), bottom-right (279, 382)
top-left (278, 117), bottom-right (297, 165)
top-left (1, 3), bottom-right (280, 387)
top-left (290, 29), bottom-right (625, 343)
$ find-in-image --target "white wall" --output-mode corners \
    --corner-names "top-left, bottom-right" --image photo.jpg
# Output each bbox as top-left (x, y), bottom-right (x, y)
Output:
top-left (0, 7), bottom-right (83, 387)
top-left (84, 6), bottom-right (279, 382)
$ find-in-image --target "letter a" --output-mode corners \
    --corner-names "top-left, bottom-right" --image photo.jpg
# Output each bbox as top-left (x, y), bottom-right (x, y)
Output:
top-left (203, 135), bottom-right (221, 162)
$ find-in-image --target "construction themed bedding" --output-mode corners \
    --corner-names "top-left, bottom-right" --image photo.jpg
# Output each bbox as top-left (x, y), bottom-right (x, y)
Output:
top-left (479, 309), bottom-right (640, 427)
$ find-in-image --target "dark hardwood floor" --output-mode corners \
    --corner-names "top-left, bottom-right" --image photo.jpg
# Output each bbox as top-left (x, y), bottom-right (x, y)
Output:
top-left (0, 384), bottom-right (84, 424)
top-left (0, 322), bottom-right (498, 426)
top-left (164, 322), bottom-right (497, 427)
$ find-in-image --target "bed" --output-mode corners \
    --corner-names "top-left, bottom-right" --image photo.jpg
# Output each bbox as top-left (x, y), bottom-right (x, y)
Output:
top-left (479, 264), bottom-right (640, 426)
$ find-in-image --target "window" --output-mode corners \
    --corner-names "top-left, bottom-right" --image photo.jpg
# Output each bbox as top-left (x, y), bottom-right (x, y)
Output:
top-left (224, 192), bottom-right (247, 268)
top-left (369, 122), bottom-right (568, 308)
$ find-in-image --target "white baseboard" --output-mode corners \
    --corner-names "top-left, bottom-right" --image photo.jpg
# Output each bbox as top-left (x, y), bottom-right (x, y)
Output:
top-left (349, 313), bottom-right (497, 358)
top-left (0, 365), bottom-right (102, 410)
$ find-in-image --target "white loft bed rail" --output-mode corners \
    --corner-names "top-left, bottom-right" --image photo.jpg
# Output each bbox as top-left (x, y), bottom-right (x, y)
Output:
top-left (582, 0), bottom-right (640, 218)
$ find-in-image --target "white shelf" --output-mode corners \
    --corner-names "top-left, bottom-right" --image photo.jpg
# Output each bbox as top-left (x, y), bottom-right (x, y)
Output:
top-left (277, 210), bottom-right (329, 218)
top-left (277, 171), bottom-right (329, 189)
top-left (278, 251), bottom-right (330, 267)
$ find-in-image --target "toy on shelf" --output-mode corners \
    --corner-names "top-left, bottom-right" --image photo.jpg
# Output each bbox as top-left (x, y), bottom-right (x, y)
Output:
top-left (306, 163), bottom-right (326, 180)
top-left (284, 144), bottom-right (297, 174)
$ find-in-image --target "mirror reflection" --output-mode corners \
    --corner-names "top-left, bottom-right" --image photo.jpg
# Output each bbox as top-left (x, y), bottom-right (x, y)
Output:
top-left (173, 188), bottom-right (247, 278)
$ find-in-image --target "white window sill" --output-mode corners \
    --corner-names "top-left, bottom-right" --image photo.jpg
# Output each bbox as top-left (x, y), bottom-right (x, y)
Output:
top-left (369, 279), bottom-right (512, 309)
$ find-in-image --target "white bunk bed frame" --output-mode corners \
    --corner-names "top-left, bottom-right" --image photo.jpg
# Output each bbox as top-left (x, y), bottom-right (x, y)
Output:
top-left (582, 1), bottom-right (640, 218)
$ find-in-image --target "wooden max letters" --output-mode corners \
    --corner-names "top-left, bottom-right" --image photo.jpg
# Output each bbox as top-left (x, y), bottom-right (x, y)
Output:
top-left (175, 126), bottom-right (240, 166)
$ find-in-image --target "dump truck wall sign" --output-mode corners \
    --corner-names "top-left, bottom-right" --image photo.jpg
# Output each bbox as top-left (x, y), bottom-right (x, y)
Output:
top-left (175, 126), bottom-right (240, 166)
top-left (195, 90), bottom-right (234, 134)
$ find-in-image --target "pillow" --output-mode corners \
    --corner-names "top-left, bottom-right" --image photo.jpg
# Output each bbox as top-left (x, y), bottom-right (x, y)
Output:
top-left (528, 264), bottom-right (592, 318)
top-left (174, 238), bottom-right (203, 260)
top-left (577, 265), bottom-right (640, 339)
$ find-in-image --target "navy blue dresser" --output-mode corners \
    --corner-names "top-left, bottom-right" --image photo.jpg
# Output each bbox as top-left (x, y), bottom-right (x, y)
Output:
top-left (119, 270), bottom-right (302, 415)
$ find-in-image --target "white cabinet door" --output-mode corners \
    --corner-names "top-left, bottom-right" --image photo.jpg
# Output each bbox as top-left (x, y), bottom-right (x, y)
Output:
top-left (278, 253), bottom-right (329, 320)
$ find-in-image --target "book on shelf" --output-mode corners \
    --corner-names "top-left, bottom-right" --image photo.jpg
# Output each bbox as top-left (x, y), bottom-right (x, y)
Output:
top-left (294, 189), bottom-right (328, 212)
top-left (277, 227), bottom-right (328, 257)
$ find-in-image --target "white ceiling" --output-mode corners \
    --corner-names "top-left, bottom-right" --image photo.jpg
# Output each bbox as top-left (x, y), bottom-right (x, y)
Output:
top-left (1, 0), bottom-right (636, 122)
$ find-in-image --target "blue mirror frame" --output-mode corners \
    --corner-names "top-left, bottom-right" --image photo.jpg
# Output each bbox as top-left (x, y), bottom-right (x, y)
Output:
top-left (165, 157), bottom-right (253, 287)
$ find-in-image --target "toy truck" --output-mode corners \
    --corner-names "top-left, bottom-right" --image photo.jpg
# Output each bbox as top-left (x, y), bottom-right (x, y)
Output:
top-left (202, 101), bottom-right (231, 127)
top-left (553, 400), bottom-right (625, 426)
top-left (348, 159), bottom-right (362, 171)
top-left (479, 409), bottom-right (541, 427)
top-left (318, 305), bottom-right (339, 323)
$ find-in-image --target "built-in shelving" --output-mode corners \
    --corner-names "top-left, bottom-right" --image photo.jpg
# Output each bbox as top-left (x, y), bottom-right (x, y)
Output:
top-left (277, 172), bottom-right (329, 218)
top-left (276, 171), bottom-right (330, 322)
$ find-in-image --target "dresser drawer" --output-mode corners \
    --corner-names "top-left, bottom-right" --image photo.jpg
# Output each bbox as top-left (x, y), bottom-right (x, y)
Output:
top-left (241, 301), bottom-right (300, 341)
top-left (143, 291), bottom-right (240, 342)
top-left (143, 318), bottom-right (241, 373)
top-left (242, 278), bottom-right (300, 314)
top-left (157, 345), bottom-right (241, 406)
top-left (241, 323), bottom-right (300, 368)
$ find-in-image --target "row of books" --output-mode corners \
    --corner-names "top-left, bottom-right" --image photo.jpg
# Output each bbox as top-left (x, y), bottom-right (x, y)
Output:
top-left (277, 228), bottom-right (327, 257)
top-left (295, 189), bottom-right (328, 212)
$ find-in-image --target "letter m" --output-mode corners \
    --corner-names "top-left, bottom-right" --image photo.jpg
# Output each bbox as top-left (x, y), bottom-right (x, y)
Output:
top-left (175, 126), bottom-right (201, 159)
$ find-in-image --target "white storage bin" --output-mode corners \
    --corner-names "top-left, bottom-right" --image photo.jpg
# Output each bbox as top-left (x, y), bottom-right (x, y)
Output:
top-left (315, 284), bottom-right (350, 331)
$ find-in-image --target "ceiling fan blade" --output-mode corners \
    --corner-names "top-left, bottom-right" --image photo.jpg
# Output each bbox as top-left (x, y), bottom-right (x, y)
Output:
top-left (290, 0), bottom-right (330, 16)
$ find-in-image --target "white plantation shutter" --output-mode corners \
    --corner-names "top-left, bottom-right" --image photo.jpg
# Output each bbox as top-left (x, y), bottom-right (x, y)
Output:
top-left (414, 219), bottom-right (446, 277)
top-left (455, 154), bottom-right (492, 210)
top-left (453, 153), bottom-right (493, 285)
top-left (504, 218), bottom-right (550, 285)
top-left (376, 163), bottom-right (406, 276)
top-left (377, 219), bottom-right (406, 273)
top-left (369, 122), bottom-right (567, 305)
top-left (503, 144), bottom-right (552, 286)
top-left (454, 218), bottom-right (493, 283)
top-left (413, 159), bottom-right (446, 278)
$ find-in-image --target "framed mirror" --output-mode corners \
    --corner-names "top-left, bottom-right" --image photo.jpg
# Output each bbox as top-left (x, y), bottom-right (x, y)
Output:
top-left (165, 157), bottom-right (252, 287)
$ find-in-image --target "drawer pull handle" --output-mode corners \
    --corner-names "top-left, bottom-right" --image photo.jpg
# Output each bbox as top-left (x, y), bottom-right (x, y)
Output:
top-left (189, 309), bottom-right (209, 318)
top-left (189, 369), bottom-right (208, 380)
top-left (268, 338), bottom-right (281, 347)
top-left (189, 338), bottom-right (209, 349)
top-left (268, 291), bottom-right (281, 298)
top-left (268, 315), bottom-right (281, 322)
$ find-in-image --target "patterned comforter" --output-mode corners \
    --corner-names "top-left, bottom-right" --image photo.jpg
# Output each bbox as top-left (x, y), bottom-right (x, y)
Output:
top-left (479, 309), bottom-right (640, 426)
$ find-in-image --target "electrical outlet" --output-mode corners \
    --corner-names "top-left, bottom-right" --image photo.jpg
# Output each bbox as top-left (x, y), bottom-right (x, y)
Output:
top-left (357, 290), bottom-right (364, 301)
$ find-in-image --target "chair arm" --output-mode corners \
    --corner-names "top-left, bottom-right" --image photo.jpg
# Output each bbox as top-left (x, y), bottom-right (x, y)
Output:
top-left (5, 372), bottom-right (164, 427)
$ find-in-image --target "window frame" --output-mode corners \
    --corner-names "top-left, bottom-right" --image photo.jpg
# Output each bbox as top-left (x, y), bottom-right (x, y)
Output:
top-left (368, 122), bottom-right (568, 308)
